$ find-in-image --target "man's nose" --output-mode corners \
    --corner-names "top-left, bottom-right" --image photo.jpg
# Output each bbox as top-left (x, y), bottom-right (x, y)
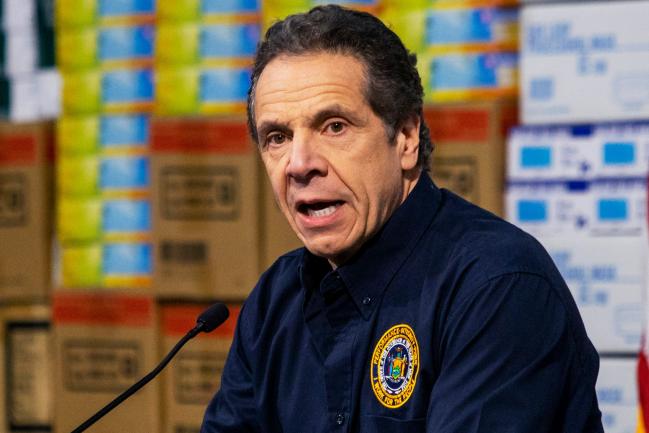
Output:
top-left (285, 133), bottom-right (327, 181)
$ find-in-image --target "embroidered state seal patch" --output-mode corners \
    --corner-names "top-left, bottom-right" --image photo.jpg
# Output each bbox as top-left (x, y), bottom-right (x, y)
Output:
top-left (370, 323), bottom-right (420, 408)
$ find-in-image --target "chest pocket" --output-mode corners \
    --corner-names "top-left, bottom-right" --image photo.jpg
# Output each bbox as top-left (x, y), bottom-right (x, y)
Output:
top-left (360, 415), bottom-right (426, 431)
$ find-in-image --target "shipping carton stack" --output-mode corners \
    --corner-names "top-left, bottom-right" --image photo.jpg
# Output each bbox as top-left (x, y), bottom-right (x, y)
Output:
top-left (379, 0), bottom-right (519, 215)
top-left (0, 121), bottom-right (54, 432)
top-left (0, 125), bottom-right (54, 432)
top-left (152, 2), bottom-right (263, 427)
top-left (381, 0), bottom-right (518, 105)
top-left (55, 1), bottom-right (155, 289)
top-left (0, 3), bottom-right (57, 430)
top-left (155, 0), bottom-right (260, 116)
top-left (151, 118), bottom-right (260, 300)
top-left (0, 0), bottom-right (60, 122)
top-left (52, 292), bottom-right (159, 433)
top-left (53, 2), bottom-right (159, 431)
top-left (152, 1), bottom-right (263, 299)
top-left (0, 122), bottom-right (53, 302)
top-left (506, 2), bottom-right (649, 431)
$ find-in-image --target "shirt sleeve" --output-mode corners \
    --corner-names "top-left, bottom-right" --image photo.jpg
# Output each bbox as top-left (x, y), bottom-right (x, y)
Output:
top-left (426, 272), bottom-right (602, 433)
top-left (201, 304), bottom-right (261, 433)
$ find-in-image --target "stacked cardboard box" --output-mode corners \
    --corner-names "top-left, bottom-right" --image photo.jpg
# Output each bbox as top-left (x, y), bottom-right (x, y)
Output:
top-left (425, 99), bottom-right (517, 216)
top-left (0, 123), bottom-right (53, 431)
top-left (52, 2), bottom-right (160, 431)
top-left (151, 118), bottom-right (260, 300)
top-left (0, 0), bottom-right (59, 122)
top-left (520, 1), bottom-right (649, 125)
top-left (597, 358), bottom-right (638, 433)
top-left (55, 0), bottom-right (155, 288)
top-left (155, 0), bottom-right (261, 116)
top-left (0, 303), bottom-right (51, 433)
top-left (52, 291), bottom-right (159, 433)
top-left (381, 0), bottom-right (518, 104)
top-left (0, 8), bottom-right (56, 420)
top-left (159, 302), bottom-right (240, 433)
top-left (151, 3), bottom-right (264, 429)
top-left (508, 3), bottom-right (649, 431)
top-left (508, 136), bottom-right (645, 426)
top-left (0, 122), bottom-right (53, 302)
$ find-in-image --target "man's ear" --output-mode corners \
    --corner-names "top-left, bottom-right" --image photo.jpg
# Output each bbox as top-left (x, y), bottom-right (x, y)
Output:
top-left (396, 114), bottom-right (420, 171)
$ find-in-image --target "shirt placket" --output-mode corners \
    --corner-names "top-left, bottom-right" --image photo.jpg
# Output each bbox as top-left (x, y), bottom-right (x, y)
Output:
top-left (320, 272), bottom-right (361, 433)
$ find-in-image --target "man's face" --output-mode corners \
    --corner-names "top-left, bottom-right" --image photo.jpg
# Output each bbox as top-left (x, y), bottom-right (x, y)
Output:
top-left (254, 53), bottom-right (420, 267)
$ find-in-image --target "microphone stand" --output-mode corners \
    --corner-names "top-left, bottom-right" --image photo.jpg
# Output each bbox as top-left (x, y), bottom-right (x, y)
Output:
top-left (70, 323), bottom-right (205, 433)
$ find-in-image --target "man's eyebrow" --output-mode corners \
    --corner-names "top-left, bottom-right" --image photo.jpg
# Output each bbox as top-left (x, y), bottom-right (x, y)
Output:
top-left (256, 121), bottom-right (291, 141)
top-left (307, 104), bottom-right (364, 128)
top-left (256, 104), bottom-right (364, 139)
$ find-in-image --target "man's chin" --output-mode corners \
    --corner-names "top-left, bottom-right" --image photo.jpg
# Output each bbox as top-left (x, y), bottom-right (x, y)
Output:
top-left (302, 242), bottom-right (354, 269)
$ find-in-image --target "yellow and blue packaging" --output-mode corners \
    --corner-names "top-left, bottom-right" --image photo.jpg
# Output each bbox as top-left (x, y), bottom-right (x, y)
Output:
top-left (57, 24), bottom-right (155, 70)
top-left (155, 66), bottom-right (250, 115)
top-left (62, 68), bottom-right (154, 114)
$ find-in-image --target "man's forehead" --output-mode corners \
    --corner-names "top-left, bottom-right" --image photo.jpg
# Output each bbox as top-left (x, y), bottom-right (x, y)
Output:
top-left (256, 52), bottom-right (366, 91)
top-left (254, 53), bottom-right (368, 118)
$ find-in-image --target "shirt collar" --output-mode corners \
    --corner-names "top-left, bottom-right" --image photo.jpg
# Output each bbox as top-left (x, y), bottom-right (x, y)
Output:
top-left (299, 173), bottom-right (442, 319)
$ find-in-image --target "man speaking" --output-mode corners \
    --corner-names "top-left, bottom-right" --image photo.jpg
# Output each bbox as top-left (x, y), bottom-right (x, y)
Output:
top-left (201, 5), bottom-right (603, 432)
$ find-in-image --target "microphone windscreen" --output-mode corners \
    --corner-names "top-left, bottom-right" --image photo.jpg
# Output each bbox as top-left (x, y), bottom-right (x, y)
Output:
top-left (196, 303), bottom-right (230, 333)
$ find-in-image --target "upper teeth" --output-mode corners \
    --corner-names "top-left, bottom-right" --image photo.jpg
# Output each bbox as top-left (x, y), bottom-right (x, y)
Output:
top-left (308, 205), bottom-right (338, 217)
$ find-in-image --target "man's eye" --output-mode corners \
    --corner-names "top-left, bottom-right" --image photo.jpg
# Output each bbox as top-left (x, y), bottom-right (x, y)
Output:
top-left (326, 122), bottom-right (345, 134)
top-left (267, 133), bottom-right (287, 146)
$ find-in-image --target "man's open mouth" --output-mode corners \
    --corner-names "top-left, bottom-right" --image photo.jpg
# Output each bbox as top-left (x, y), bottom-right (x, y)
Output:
top-left (297, 201), bottom-right (344, 218)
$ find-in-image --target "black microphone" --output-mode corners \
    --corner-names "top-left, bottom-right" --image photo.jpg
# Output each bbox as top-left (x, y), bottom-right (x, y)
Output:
top-left (70, 303), bottom-right (230, 433)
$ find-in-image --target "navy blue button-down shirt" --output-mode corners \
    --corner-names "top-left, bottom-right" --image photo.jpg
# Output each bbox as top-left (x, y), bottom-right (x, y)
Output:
top-left (202, 174), bottom-right (603, 433)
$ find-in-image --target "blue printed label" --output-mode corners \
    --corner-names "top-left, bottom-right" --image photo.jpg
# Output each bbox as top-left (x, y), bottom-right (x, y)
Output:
top-left (598, 199), bottom-right (628, 221)
top-left (521, 146), bottom-right (552, 168)
top-left (200, 68), bottom-right (251, 102)
top-left (101, 114), bottom-right (150, 148)
top-left (202, 0), bottom-right (260, 13)
top-left (102, 69), bottom-right (154, 104)
top-left (426, 9), bottom-right (493, 45)
top-left (200, 24), bottom-right (260, 58)
top-left (99, 0), bottom-right (155, 16)
top-left (518, 200), bottom-right (547, 222)
top-left (426, 8), bottom-right (517, 45)
top-left (103, 243), bottom-right (152, 274)
top-left (603, 142), bottom-right (635, 165)
top-left (99, 26), bottom-right (154, 61)
top-left (431, 52), bottom-right (517, 89)
top-left (530, 77), bottom-right (554, 100)
top-left (103, 200), bottom-right (151, 232)
top-left (100, 156), bottom-right (150, 189)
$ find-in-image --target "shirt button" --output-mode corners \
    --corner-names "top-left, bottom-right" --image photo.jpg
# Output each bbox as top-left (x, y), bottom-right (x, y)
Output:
top-left (335, 413), bottom-right (345, 425)
top-left (362, 296), bottom-right (372, 305)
